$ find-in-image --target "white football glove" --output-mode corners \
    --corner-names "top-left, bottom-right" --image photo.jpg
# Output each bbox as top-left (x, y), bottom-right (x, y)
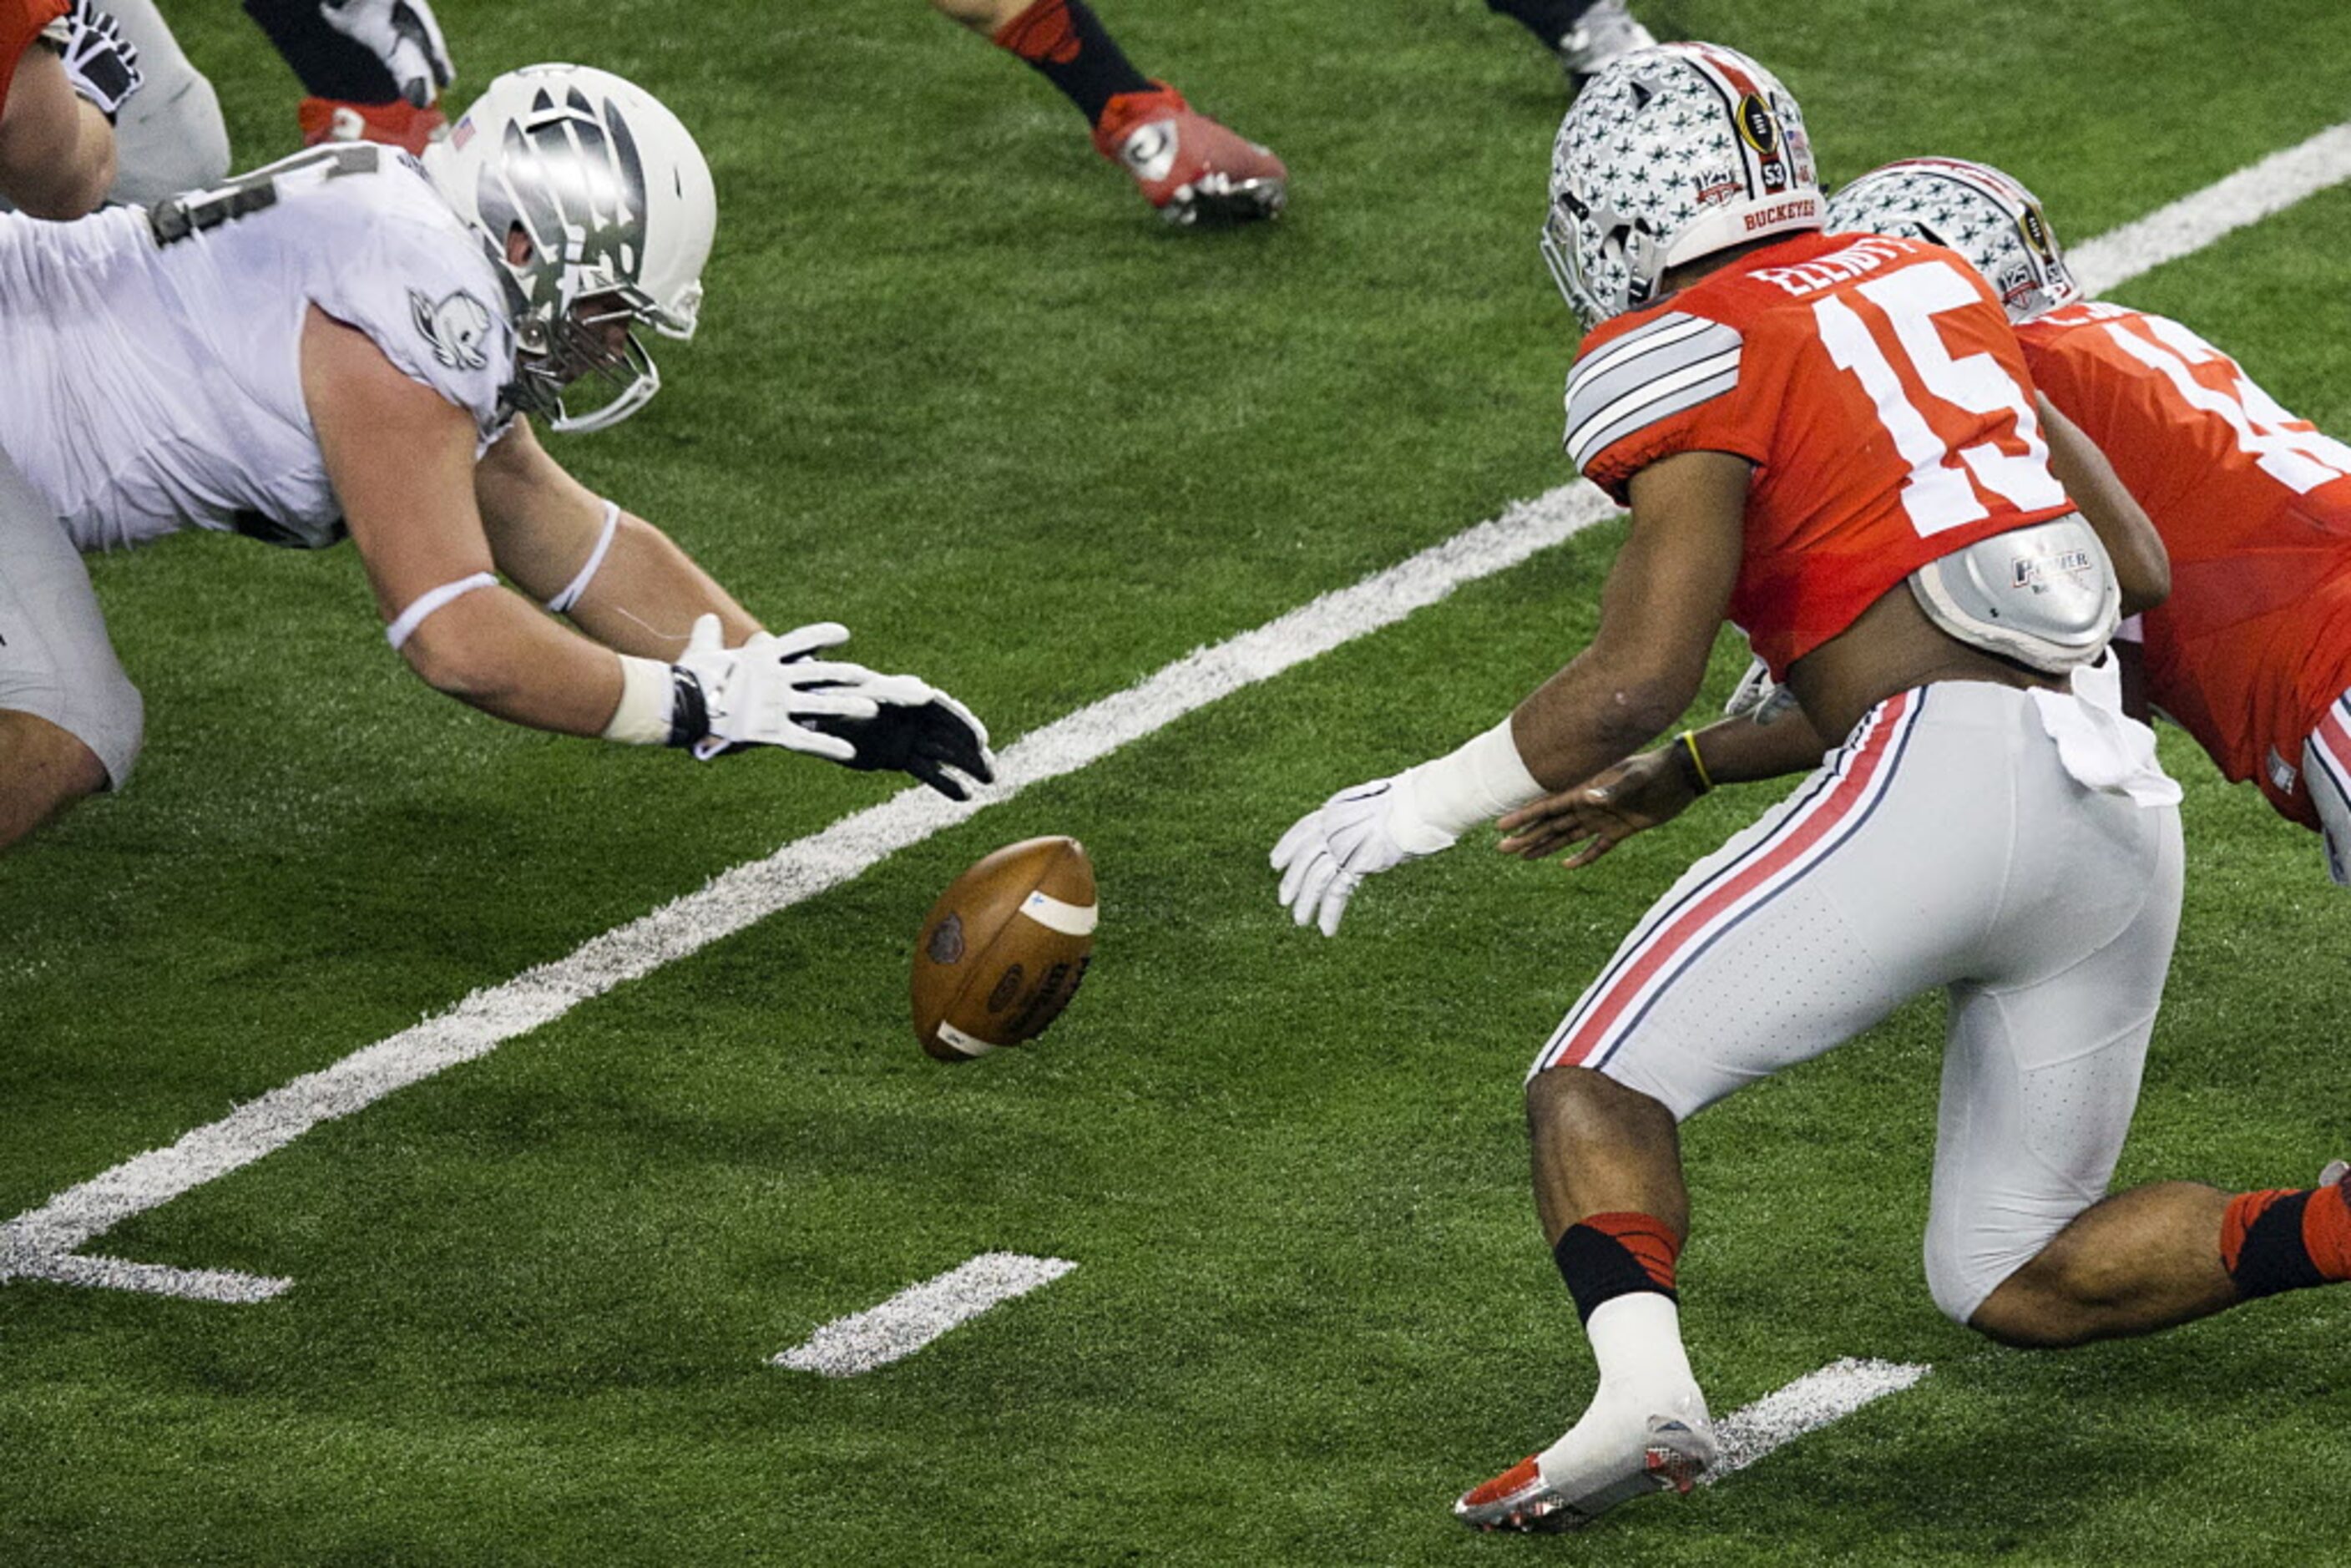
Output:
top-left (44, 0), bottom-right (142, 121)
top-left (671, 615), bottom-right (880, 761)
top-left (671, 615), bottom-right (997, 800)
top-left (318, 0), bottom-right (453, 109)
top-left (1271, 778), bottom-right (1458, 938)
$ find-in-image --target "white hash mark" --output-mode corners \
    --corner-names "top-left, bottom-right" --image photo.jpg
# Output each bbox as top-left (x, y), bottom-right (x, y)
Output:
top-left (771, 1253), bottom-right (1077, 1378)
top-left (1705, 1357), bottom-right (1933, 1481)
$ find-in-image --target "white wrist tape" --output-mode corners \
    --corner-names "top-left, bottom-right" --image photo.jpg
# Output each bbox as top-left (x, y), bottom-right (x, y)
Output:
top-left (544, 499), bottom-right (623, 615)
top-left (601, 654), bottom-right (675, 746)
top-left (1394, 717), bottom-right (1548, 840)
top-left (385, 571), bottom-right (498, 652)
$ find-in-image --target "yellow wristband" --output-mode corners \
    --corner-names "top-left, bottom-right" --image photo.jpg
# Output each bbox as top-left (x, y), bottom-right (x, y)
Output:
top-left (1677, 730), bottom-right (1715, 794)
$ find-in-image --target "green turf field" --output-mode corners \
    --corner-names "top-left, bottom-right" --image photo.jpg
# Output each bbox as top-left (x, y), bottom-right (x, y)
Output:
top-left (5, 1), bottom-right (2351, 1561)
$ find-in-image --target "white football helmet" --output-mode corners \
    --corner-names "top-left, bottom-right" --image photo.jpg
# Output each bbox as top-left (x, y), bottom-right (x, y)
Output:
top-left (1824, 158), bottom-right (2081, 324)
top-left (1542, 42), bottom-right (1822, 329)
top-left (423, 63), bottom-right (716, 432)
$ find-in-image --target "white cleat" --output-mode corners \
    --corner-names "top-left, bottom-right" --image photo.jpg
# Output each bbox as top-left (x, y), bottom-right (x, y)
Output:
top-left (1557, 0), bottom-right (1656, 87)
top-left (1454, 1404), bottom-right (1716, 1533)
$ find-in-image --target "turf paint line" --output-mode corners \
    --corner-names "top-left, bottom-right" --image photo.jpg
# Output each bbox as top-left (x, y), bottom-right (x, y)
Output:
top-left (771, 1252), bottom-right (1077, 1377)
top-left (6, 120), bottom-right (2349, 1302)
top-left (1704, 1358), bottom-right (1932, 1481)
top-left (2069, 123), bottom-right (2351, 298)
top-left (3, 1251), bottom-right (291, 1303)
top-left (0, 481), bottom-right (1616, 1301)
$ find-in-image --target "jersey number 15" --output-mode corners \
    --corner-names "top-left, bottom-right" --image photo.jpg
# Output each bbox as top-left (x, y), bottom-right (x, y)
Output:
top-left (1813, 260), bottom-right (2068, 539)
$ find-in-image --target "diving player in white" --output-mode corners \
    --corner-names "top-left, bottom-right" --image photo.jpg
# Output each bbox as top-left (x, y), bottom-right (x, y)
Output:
top-left (0, 63), bottom-right (993, 852)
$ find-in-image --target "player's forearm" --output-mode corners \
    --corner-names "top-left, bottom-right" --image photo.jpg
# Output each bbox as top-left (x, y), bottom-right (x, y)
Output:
top-left (1688, 706), bottom-right (1828, 787)
top-left (559, 513), bottom-right (761, 659)
top-left (2040, 394), bottom-right (2169, 616)
top-left (1510, 650), bottom-right (1705, 793)
top-left (397, 585), bottom-right (629, 736)
top-left (0, 63), bottom-right (116, 219)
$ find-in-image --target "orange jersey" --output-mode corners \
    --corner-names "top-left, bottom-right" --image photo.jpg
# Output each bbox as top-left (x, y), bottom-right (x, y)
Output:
top-left (1566, 230), bottom-right (2076, 676)
top-left (2019, 302), bottom-right (2351, 827)
top-left (0, 0), bottom-right (68, 118)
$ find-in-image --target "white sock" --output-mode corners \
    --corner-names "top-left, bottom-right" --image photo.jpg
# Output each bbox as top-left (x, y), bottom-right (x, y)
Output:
top-left (1585, 1292), bottom-right (1701, 1409)
top-left (1537, 1293), bottom-right (1709, 1485)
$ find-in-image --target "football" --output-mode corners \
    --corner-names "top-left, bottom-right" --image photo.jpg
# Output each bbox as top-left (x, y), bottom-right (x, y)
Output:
top-left (911, 837), bottom-right (1097, 1061)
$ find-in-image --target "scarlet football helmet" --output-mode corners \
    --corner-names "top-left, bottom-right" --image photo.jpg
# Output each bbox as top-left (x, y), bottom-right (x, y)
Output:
top-left (1824, 158), bottom-right (2081, 324)
top-left (1541, 42), bottom-right (1821, 329)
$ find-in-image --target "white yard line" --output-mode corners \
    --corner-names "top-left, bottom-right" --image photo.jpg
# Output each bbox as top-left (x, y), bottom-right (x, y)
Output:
top-left (2069, 123), bottom-right (2351, 298)
top-left (0, 483), bottom-right (1615, 1302)
top-left (771, 1253), bottom-right (1077, 1377)
top-left (1705, 1358), bottom-right (1932, 1481)
top-left (5, 122), bottom-right (2348, 1303)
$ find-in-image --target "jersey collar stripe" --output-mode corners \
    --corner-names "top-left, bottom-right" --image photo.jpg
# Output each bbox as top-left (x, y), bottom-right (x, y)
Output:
top-left (1566, 349), bottom-right (1742, 468)
top-left (1534, 690), bottom-right (1924, 1075)
top-left (1570, 312), bottom-right (1718, 392)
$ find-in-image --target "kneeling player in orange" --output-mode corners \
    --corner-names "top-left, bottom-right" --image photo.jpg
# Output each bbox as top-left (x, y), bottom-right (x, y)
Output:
top-left (1272, 45), bottom-right (2351, 1532)
top-left (929, 0), bottom-right (1285, 225)
top-left (1835, 159), bottom-right (2351, 884)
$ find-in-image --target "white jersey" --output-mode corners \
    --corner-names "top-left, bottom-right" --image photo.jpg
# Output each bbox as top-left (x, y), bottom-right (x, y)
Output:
top-left (0, 144), bottom-right (516, 553)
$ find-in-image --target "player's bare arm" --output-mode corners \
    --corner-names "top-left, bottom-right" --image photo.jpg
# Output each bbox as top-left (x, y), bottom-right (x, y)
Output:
top-left (1272, 451), bottom-right (1745, 935)
top-left (471, 415), bottom-right (759, 660)
top-left (1495, 703), bottom-right (1829, 863)
top-left (0, 42), bottom-right (114, 218)
top-left (2039, 393), bottom-right (2168, 615)
top-left (1510, 451), bottom-right (1747, 786)
top-left (303, 307), bottom-right (629, 736)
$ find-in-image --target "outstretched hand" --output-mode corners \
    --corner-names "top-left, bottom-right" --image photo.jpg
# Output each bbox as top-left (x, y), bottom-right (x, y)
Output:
top-left (1494, 747), bottom-right (1696, 866)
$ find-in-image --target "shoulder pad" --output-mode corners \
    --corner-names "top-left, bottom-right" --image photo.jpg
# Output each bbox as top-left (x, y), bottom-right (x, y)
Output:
top-left (1564, 311), bottom-right (1744, 472)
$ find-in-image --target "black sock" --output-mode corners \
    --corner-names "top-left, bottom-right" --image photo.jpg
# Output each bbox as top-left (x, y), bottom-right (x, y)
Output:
top-left (243, 0), bottom-right (402, 104)
top-left (993, 0), bottom-right (1153, 128)
top-left (1486, 0), bottom-right (1603, 50)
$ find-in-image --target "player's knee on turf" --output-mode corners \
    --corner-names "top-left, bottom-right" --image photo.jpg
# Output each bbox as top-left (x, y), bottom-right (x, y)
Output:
top-left (1937, 1242), bottom-right (2111, 1348)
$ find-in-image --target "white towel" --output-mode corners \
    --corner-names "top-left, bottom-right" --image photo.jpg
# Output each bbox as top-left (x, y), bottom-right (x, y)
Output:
top-left (2034, 655), bottom-right (2180, 808)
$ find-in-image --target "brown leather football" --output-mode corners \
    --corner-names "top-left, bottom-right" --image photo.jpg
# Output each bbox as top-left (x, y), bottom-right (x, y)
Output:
top-left (911, 837), bottom-right (1096, 1061)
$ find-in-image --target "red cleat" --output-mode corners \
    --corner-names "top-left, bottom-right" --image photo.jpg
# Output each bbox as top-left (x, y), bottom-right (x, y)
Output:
top-left (1090, 84), bottom-right (1286, 227)
top-left (297, 96), bottom-right (449, 156)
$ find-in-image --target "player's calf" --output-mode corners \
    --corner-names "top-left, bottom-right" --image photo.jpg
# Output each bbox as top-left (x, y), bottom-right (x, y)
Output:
top-left (1966, 1172), bottom-right (2351, 1348)
top-left (1457, 1067), bottom-right (1711, 1531)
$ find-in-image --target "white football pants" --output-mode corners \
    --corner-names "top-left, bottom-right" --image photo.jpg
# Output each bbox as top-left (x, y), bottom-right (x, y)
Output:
top-left (1530, 680), bottom-right (2183, 1323)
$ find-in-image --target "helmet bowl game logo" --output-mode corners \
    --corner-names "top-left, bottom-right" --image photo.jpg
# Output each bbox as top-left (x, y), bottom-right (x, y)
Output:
top-left (1738, 94), bottom-right (1791, 191)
